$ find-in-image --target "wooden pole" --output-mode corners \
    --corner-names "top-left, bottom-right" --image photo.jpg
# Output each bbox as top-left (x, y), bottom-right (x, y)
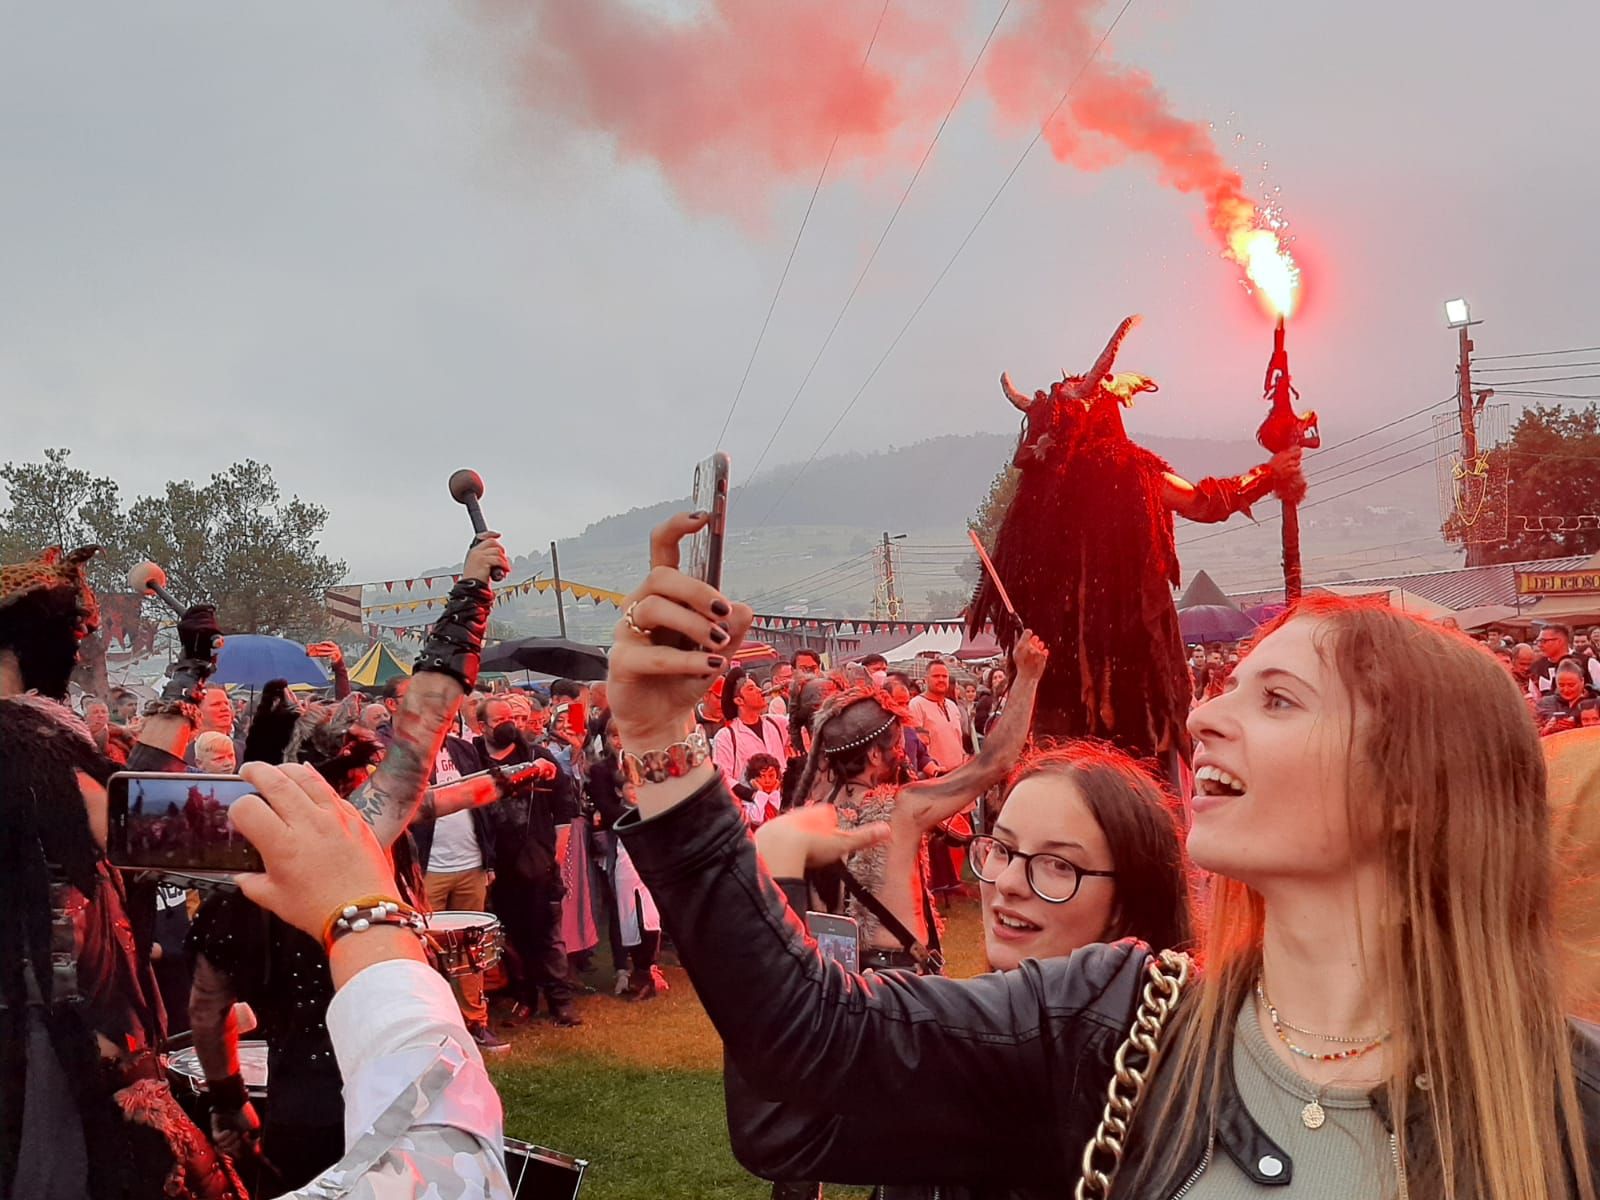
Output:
top-left (550, 541), bottom-right (568, 638)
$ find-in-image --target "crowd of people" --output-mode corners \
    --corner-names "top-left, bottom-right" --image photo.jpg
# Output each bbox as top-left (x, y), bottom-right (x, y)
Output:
top-left (5, 514), bottom-right (1600, 1200)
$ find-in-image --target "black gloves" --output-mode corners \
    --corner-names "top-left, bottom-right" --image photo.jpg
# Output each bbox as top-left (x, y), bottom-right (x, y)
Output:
top-left (414, 578), bottom-right (492, 691)
top-left (153, 604), bottom-right (223, 715)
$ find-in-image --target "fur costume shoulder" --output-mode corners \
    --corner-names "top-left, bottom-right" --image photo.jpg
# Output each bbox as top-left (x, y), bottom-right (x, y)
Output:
top-left (0, 693), bottom-right (110, 897)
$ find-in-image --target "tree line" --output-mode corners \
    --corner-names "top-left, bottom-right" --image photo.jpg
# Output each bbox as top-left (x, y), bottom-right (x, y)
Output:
top-left (0, 449), bottom-right (346, 642)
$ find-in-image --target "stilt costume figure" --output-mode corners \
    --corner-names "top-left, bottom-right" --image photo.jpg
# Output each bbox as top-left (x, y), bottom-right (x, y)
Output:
top-left (968, 316), bottom-right (1305, 763)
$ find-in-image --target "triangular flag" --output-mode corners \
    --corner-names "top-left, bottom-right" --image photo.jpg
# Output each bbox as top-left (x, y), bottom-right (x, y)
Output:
top-left (385, 582), bottom-right (393, 593)
top-left (405, 579), bottom-right (415, 592)
top-left (424, 577), bottom-right (434, 589)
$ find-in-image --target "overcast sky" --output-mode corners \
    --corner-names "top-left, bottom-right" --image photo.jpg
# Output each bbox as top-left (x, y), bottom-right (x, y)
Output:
top-left (4, 1), bottom-right (1598, 581)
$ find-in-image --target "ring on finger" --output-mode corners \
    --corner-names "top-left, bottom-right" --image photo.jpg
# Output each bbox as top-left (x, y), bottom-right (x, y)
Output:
top-left (624, 600), bottom-right (651, 638)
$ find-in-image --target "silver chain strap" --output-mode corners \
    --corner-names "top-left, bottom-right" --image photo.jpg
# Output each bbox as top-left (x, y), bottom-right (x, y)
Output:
top-left (1074, 949), bottom-right (1194, 1200)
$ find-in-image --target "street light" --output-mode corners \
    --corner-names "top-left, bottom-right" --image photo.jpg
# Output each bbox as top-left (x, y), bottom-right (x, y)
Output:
top-left (1444, 298), bottom-right (1473, 328)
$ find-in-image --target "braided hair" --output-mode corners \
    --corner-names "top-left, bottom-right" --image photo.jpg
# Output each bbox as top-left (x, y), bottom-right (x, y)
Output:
top-left (792, 684), bottom-right (908, 807)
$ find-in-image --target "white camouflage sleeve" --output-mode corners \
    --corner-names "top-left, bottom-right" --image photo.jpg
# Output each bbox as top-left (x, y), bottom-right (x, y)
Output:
top-left (283, 960), bottom-right (511, 1200)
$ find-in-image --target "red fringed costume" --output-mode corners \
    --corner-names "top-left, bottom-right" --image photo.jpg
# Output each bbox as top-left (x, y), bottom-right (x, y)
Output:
top-left (969, 317), bottom-right (1300, 765)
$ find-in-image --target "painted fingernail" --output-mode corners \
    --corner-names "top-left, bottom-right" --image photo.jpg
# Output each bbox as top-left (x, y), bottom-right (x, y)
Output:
top-left (711, 599), bottom-right (731, 617)
top-left (689, 510), bottom-right (709, 521)
top-left (707, 655), bottom-right (725, 669)
top-left (709, 625), bottom-right (729, 645)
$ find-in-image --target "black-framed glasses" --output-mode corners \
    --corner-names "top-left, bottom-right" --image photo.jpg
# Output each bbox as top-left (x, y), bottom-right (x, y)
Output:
top-left (966, 835), bottom-right (1115, 904)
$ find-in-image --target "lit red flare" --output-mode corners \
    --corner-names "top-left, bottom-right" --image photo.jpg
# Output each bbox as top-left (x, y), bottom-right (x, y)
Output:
top-left (1230, 223), bottom-right (1301, 320)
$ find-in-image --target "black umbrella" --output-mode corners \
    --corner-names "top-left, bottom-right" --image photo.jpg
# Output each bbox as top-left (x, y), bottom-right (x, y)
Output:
top-left (479, 637), bottom-right (609, 682)
top-left (1179, 605), bottom-right (1259, 645)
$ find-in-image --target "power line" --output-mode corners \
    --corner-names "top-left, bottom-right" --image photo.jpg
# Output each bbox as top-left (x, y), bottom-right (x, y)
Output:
top-left (1475, 360), bottom-right (1600, 373)
top-left (740, 549), bottom-right (878, 607)
top-left (713, 0), bottom-right (894, 447)
top-left (1476, 344), bottom-right (1600, 362)
top-left (742, 0), bottom-right (1015, 485)
top-left (1461, 373), bottom-right (1600, 386)
top-left (1176, 459), bottom-right (1435, 549)
top-left (1304, 424), bottom-right (1439, 483)
top-left (1496, 390), bottom-right (1600, 401)
top-left (1309, 395), bottom-right (1454, 458)
top-left (1302, 442), bottom-right (1438, 494)
top-left (754, 0), bottom-right (1140, 528)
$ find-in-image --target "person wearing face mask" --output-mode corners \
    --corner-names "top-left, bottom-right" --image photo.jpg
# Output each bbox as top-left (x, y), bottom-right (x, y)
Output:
top-left (474, 695), bottom-right (582, 1028)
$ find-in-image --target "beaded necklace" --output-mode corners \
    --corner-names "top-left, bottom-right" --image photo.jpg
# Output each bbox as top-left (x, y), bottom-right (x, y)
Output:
top-left (1255, 978), bottom-right (1389, 1060)
top-left (1254, 978), bottom-right (1391, 1131)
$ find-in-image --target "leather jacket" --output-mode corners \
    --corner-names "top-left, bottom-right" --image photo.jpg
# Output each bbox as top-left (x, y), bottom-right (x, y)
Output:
top-left (618, 775), bottom-right (1600, 1198)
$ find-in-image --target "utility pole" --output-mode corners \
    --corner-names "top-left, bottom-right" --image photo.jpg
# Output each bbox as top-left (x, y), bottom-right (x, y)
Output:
top-left (1456, 320), bottom-right (1486, 567)
top-left (882, 531), bottom-right (904, 621)
top-left (550, 540), bottom-right (568, 638)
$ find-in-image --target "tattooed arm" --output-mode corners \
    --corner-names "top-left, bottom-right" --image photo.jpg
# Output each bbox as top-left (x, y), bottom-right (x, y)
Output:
top-left (349, 672), bottom-right (465, 849)
top-left (903, 633), bottom-right (1048, 832)
top-left (348, 535), bottom-right (510, 849)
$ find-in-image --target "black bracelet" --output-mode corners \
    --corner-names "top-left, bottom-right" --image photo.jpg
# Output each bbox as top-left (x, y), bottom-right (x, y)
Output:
top-left (206, 1073), bottom-right (249, 1113)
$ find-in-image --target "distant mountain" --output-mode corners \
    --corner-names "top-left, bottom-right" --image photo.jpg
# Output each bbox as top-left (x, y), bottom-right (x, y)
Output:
top-left (378, 430), bottom-right (1456, 645)
top-left (574, 431), bottom-right (1266, 547)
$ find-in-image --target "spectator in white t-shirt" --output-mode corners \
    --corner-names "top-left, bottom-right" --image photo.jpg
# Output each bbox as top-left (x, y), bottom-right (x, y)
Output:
top-left (713, 670), bottom-right (791, 788)
top-left (908, 661), bottom-right (969, 774)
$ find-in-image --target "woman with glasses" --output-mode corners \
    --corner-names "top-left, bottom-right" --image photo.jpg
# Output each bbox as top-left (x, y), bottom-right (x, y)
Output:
top-left (608, 514), bottom-right (1600, 1200)
top-left (970, 742), bottom-right (1191, 970)
top-left (747, 742), bottom-right (1192, 1200)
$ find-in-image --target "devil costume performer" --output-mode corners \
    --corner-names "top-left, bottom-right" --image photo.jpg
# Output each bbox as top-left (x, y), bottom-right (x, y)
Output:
top-left (968, 317), bottom-right (1304, 763)
top-left (0, 547), bottom-right (241, 1200)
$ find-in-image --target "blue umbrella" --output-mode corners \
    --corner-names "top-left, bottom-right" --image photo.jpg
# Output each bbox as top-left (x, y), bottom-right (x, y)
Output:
top-left (1179, 605), bottom-right (1259, 646)
top-left (212, 634), bottom-right (329, 688)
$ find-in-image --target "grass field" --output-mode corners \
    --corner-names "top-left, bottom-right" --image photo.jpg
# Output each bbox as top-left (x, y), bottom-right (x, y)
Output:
top-left (488, 895), bottom-right (987, 1199)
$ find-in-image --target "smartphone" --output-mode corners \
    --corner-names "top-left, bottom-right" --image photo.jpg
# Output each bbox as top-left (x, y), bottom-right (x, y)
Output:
top-left (107, 772), bottom-right (264, 878)
top-left (806, 911), bottom-right (860, 973)
top-left (656, 451), bottom-right (731, 653)
top-left (682, 451), bottom-right (730, 590)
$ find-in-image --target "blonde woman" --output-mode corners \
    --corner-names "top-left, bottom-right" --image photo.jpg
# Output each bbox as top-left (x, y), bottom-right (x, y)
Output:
top-left (608, 514), bottom-right (1599, 1200)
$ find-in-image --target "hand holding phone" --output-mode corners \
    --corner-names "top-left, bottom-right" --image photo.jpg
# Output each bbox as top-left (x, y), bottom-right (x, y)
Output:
top-left (107, 772), bottom-right (265, 877)
top-left (652, 452), bottom-right (731, 653)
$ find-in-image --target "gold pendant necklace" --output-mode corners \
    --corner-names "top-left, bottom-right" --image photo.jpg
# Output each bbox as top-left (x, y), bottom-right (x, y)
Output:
top-left (1301, 1088), bottom-right (1328, 1130)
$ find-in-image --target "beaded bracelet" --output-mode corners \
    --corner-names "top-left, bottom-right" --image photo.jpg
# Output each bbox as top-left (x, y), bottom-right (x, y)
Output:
top-left (320, 895), bottom-right (426, 953)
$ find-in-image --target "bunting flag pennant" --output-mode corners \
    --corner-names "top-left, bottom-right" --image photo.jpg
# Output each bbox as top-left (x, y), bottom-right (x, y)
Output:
top-left (423, 577), bottom-right (434, 589)
top-left (453, 575), bottom-right (461, 584)
top-left (405, 579), bottom-right (415, 592)
top-left (385, 582), bottom-right (394, 594)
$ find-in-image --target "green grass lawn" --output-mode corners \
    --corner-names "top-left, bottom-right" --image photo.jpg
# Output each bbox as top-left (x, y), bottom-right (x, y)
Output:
top-left (488, 894), bottom-right (987, 1199)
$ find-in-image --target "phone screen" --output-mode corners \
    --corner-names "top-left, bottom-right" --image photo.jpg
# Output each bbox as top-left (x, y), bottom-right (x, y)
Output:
top-left (108, 772), bottom-right (264, 873)
top-left (806, 911), bottom-right (860, 973)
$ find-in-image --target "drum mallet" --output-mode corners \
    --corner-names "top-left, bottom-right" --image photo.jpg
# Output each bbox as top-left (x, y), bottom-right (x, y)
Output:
top-left (129, 562), bottom-right (187, 618)
top-left (447, 469), bottom-right (508, 581)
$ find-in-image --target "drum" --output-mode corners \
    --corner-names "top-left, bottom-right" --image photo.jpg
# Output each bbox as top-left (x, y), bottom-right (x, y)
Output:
top-left (165, 1040), bottom-right (270, 1125)
top-left (423, 910), bottom-right (505, 978)
top-left (504, 1137), bottom-right (586, 1199)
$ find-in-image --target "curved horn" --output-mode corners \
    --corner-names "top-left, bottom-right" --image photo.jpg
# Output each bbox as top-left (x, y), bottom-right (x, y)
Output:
top-left (1063, 315), bottom-right (1141, 398)
top-left (999, 371), bottom-right (1030, 412)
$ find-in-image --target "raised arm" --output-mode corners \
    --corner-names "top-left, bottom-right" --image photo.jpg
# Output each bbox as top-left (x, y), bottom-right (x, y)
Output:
top-left (1164, 447), bottom-right (1305, 523)
top-left (416, 761), bottom-right (556, 822)
top-left (347, 536), bottom-right (509, 849)
top-left (901, 632), bottom-right (1048, 832)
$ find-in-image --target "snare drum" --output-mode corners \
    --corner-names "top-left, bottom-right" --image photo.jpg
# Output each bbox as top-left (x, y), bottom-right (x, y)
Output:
top-left (503, 1136), bottom-right (586, 1199)
top-left (166, 1040), bottom-right (270, 1124)
top-left (423, 910), bottom-right (505, 978)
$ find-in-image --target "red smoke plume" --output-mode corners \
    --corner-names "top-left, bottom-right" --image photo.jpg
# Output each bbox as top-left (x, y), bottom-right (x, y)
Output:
top-left (984, 1), bottom-right (1297, 310)
top-left (488, 0), bottom-right (1294, 296)
top-left (491, 1), bottom-right (961, 216)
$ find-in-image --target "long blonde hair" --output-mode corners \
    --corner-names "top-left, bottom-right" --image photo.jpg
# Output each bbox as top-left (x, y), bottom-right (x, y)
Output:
top-left (1132, 598), bottom-right (1594, 1200)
